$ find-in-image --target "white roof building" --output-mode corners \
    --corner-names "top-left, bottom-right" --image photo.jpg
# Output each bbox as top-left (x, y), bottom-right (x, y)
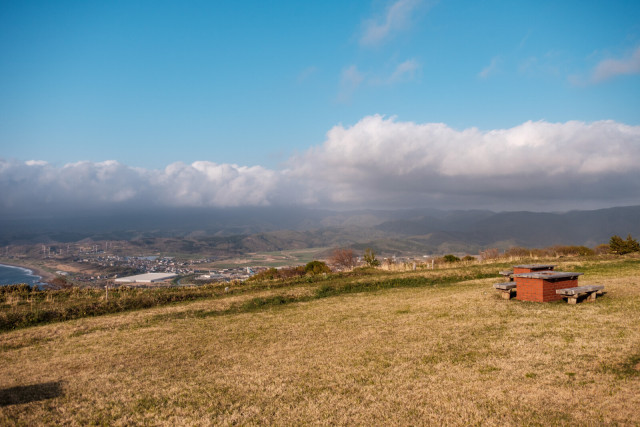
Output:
top-left (114, 273), bottom-right (178, 283)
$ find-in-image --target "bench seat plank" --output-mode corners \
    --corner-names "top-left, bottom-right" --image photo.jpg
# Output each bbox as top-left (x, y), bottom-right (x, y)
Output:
top-left (556, 285), bottom-right (604, 296)
top-left (493, 282), bottom-right (517, 299)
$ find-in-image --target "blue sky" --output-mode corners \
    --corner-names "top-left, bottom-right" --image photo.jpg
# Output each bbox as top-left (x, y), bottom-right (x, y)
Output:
top-left (1, 0), bottom-right (639, 213)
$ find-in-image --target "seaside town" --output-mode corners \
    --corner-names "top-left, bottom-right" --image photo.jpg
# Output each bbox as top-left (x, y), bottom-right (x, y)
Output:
top-left (0, 240), bottom-right (447, 288)
top-left (0, 242), bottom-right (265, 287)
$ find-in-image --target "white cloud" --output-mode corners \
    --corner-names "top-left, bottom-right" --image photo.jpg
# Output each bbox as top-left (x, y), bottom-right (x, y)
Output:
top-left (360, 0), bottom-right (424, 46)
top-left (344, 59), bottom-right (420, 92)
top-left (0, 159), bottom-right (280, 214)
top-left (387, 59), bottom-right (420, 83)
top-left (25, 160), bottom-right (48, 166)
top-left (288, 115), bottom-right (640, 209)
top-left (478, 56), bottom-right (502, 79)
top-left (154, 161), bottom-right (278, 207)
top-left (591, 46), bottom-right (640, 83)
top-left (1, 117), bottom-right (639, 214)
top-left (337, 65), bottom-right (364, 102)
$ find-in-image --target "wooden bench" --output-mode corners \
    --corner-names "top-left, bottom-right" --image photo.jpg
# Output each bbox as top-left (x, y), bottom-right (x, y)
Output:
top-left (556, 285), bottom-right (605, 304)
top-left (494, 282), bottom-right (517, 299)
top-left (499, 270), bottom-right (514, 281)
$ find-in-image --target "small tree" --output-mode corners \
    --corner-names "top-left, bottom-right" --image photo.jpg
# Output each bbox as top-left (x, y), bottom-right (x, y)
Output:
top-left (304, 260), bottom-right (331, 275)
top-left (363, 248), bottom-right (380, 267)
top-left (329, 248), bottom-right (357, 270)
top-left (610, 234), bottom-right (640, 255)
top-left (480, 248), bottom-right (499, 260)
top-left (625, 234), bottom-right (640, 253)
top-left (443, 254), bottom-right (460, 263)
top-left (609, 235), bottom-right (625, 254)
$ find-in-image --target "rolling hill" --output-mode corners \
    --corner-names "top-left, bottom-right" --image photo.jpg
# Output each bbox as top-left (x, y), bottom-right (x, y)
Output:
top-left (1, 205), bottom-right (638, 255)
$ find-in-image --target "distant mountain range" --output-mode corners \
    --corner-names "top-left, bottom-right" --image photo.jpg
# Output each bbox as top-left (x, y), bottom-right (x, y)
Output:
top-left (373, 205), bottom-right (640, 253)
top-left (1, 205), bottom-right (638, 255)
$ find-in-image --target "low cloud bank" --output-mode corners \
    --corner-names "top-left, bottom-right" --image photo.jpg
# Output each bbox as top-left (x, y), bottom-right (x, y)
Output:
top-left (2, 116), bottom-right (639, 216)
top-left (0, 160), bottom-right (279, 215)
top-left (291, 116), bottom-right (640, 209)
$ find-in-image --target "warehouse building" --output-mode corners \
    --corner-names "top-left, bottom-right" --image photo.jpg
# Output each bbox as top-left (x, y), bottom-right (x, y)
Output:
top-left (114, 272), bottom-right (177, 283)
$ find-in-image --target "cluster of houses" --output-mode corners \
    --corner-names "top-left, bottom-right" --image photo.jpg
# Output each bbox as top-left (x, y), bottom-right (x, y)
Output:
top-left (75, 254), bottom-right (214, 276)
top-left (70, 252), bottom-right (262, 286)
top-left (196, 267), bottom-right (258, 282)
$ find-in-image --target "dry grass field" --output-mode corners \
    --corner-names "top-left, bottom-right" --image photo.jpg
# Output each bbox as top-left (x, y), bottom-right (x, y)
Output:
top-left (1, 258), bottom-right (639, 425)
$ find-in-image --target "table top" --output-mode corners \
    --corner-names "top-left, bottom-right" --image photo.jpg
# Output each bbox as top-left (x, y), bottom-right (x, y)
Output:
top-left (514, 271), bottom-right (583, 280)
top-left (513, 264), bottom-right (556, 269)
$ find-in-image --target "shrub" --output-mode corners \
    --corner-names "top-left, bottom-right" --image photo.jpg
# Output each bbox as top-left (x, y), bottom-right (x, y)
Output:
top-left (247, 265), bottom-right (314, 281)
top-left (443, 255), bottom-right (460, 263)
top-left (363, 248), bottom-right (380, 267)
top-left (505, 247), bottom-right (530, 257)
top-left (304, 261), bottom-right (331, 275)
top-left (551, 245), bottom-right (595, 256)
top-left (530, 248), bottom-right (554, 257)
top-left (50, 276), bottom-right (74, 290)
top-left (278, 266), bottom-right (306, 279)
top-left (0, 284), bottom-right (32, 296)
top-left (248, 268), bottom-right (279, 281)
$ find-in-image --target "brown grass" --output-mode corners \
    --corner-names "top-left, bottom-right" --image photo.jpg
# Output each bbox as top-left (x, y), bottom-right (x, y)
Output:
top-left (0, 260), bottom-right (639, 425)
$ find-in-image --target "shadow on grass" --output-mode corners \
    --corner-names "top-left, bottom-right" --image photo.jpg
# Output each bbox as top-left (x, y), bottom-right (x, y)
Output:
top-left (0, 381), bottom-right (63, 406)
top-left (602, 353), bottom-right (640, 379)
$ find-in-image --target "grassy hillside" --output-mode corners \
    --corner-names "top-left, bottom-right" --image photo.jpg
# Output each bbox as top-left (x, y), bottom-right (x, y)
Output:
top-left (1, 257), bottom-right (639, 424)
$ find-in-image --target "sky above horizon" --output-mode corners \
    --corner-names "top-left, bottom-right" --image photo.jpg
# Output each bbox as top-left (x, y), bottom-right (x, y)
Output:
top-left (1, 0), bottom-right (640, 215)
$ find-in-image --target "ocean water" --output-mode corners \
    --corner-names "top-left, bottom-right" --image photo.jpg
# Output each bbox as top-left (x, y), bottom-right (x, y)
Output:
top-left (0, 264), bottom-right (43, 287)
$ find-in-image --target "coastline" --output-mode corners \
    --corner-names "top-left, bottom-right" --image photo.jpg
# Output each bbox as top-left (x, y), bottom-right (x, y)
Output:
top-left (0, 260), bottom-right (56, 284)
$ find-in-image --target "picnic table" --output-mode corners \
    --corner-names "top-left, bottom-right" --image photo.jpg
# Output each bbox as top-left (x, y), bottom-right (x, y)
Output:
top-left (493, 264), bottom-right (603, 303)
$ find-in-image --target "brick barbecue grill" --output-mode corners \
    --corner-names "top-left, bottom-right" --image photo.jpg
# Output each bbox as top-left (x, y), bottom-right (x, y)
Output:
top-left (514, 271), bottom-right (584, 302)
